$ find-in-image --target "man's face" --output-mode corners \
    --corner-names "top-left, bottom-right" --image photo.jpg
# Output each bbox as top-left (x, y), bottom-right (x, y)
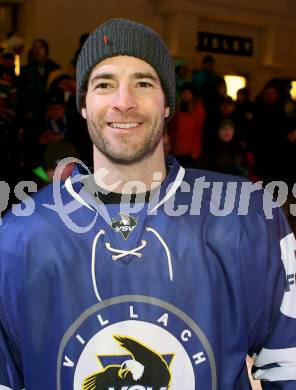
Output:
top-left (263, 87), bottom-right (278, 105)
top-left (202, 62), bottom-right (214, 72)
top-left (82, 56), bottom-right (169, 164)
top-left (32, 41), bottom-right (47, 62)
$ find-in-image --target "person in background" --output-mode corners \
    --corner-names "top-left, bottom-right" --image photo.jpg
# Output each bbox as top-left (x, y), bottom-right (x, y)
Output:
top-left (198, 118), bottom-right (248, 176)
top-left (47, 68), bottom-right (92, 167)
top-left (47, 70), bottom-right (74, 98)
top-left (251, 81), bottom-right (287, 182)
top-left (168, 82), bottom-right (206, 167)
top-left (175, 63), bottom-right (189, 100)
top-left (0, 50), bottom-right (16, 83)
top-left (219, 95), bottom-right (235, 120)
top-left (44, 139), bottom-right (78, 182)
top-left (33, 89), bottom-right (71, 176)
top-left (233, 87), bottom-right (254, 146)
top-left (192, 54), bottom-right (223, 111)
top-left (0, 50), bottom-right (18, 185)
top-left (47, 69), bottom-right (78, 123)
top-left (203, 94), bottom-right (235, 149)
top-left (32, 139), bottom-right (79, 188)
top-left (18, 38), bottom-right (60, 126)
top-left (39, 90), bottom-right (70, 145)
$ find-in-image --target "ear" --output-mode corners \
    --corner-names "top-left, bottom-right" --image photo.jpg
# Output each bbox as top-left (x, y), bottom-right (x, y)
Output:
top-left (81, 107), bottom-right (87, 119)
top-left (164, 106), bottom-right (170, 119)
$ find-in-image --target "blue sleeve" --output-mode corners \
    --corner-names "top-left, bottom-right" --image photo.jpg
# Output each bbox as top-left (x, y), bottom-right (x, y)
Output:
top-left (246, 204), bottom-right (296, 388)
top-left (0, 321), bottom-right (24, 389)
top-left (0, 219), bottom-right (24, 389)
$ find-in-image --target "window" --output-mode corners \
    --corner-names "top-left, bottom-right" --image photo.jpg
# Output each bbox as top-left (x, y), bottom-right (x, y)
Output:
top-left (224, 75), bottom-right (247, 100)
top-left (290, 81), bottom-right (296, 100)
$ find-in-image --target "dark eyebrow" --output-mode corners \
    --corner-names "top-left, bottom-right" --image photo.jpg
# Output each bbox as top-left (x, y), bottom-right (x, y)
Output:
top-left (131, 72), bottom-right (158, 82)
top-left (89, 73), bottom-right (115, 86)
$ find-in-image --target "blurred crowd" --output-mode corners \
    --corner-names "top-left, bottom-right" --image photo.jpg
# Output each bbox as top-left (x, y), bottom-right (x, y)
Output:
top-left (168, 55), bottom-right (296, 191)
top-left (0, 34), bottom-right (91, 194)
top-left (0, 36), bottom-right (295, 197)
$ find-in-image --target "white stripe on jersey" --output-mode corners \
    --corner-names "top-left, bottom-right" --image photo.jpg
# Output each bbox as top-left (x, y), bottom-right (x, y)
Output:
top-left (280, 233), bottom-right (296, 318)
top-left (253, 347), bottom-right (296, 381)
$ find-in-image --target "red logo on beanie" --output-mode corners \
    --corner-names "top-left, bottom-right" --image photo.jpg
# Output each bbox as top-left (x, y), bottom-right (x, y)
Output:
top-left (103, 35), bottom-right (108, 45)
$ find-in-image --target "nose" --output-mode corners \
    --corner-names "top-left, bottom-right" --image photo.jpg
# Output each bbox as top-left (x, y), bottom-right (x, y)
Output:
top-left (112, 84), bottom-right (137, 113)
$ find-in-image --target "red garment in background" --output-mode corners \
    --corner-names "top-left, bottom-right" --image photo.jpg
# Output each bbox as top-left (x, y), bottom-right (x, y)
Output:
top-left (169, 102), bottom-right (206, 159)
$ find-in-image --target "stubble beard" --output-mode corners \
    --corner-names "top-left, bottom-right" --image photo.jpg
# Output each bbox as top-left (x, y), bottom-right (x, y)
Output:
top-left (87, 114), bottom-right (164, 165)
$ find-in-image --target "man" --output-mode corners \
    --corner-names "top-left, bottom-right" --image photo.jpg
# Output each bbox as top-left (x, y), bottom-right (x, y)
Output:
top-left (192, 54), bottom-right (223, 108)
top-left (0, 18), bottom-right (295, 390)
top-left (18, 38), bottom-right (60, 124)
top-left (252, 82), bottom-right (288, 183)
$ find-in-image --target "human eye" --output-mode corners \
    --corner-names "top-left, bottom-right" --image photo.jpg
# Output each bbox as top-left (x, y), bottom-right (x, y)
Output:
top-left (137, 81), bottom-right (153, 88)
top-left (95, 82), bottom-right (112, 89)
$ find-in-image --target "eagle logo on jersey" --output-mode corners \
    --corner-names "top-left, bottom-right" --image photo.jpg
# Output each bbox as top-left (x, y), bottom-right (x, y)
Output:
top-left (110, 213), bottom-right (138, 240)
top-left (82, 335), bottom-right (173, 389)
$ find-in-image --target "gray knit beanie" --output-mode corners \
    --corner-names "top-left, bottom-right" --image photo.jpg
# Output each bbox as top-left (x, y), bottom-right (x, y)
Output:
top-left (76, 18), bottom-right (175, 120)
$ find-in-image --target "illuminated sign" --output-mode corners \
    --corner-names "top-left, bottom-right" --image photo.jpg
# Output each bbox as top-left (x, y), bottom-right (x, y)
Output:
top-left (197, 32), bottom-right (253, 57)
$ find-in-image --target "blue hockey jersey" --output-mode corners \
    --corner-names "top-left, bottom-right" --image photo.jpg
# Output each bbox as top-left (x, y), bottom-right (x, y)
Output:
top-left (0, 157), bottom-right (296, 389)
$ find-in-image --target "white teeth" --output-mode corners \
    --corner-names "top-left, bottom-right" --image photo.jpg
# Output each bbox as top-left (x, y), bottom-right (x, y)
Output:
top-left (109, 122), bottom-right (139, 129)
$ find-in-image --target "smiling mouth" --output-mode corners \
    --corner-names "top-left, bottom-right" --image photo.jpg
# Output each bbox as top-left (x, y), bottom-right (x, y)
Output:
top-left (108, 122), bottom-right (141, 129)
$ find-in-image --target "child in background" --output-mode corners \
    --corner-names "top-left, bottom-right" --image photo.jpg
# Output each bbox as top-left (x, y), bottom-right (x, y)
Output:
top-left (198, 118), bottom-right (248, 176)
top-left (39, 90), bottom-right (69, 145)
top-left (32, 139), bottom-right (78, 188)
top-left (168, 82), bottom-right (206, 167)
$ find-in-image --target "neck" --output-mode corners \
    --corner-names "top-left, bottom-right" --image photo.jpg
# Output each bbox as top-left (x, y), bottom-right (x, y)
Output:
top-left (92, 141), bottom-right (166, 194)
